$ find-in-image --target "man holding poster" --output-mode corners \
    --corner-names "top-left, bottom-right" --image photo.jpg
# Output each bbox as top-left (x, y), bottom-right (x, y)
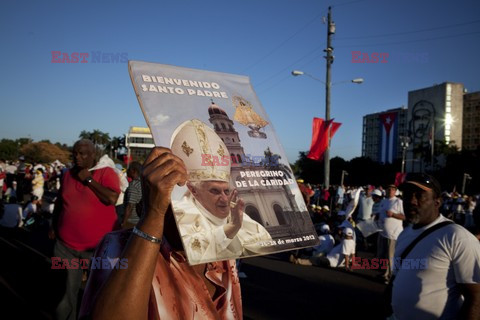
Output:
top-left (171, 119), bottom-right (273, 264)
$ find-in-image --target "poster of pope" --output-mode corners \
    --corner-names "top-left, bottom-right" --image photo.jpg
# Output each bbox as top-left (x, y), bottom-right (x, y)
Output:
top-left (129, 61), bottom-right (319, 265)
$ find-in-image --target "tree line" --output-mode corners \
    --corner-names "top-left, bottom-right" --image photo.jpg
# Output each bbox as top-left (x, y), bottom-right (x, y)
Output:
top-left (0, 130), bottom-right (126, 164)
top-left (292, 147), bottom-right (480, 195)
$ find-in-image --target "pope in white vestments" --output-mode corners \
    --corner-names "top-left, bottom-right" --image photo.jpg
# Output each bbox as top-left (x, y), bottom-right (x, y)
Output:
top-left (170, 119), bottom-right (273, 265)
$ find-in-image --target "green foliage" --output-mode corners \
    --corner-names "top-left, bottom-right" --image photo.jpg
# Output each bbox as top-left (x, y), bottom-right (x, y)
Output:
top-left (293, 148), bottom-right (479, 193)
top-left (0, 139), bottom-right (20, 160)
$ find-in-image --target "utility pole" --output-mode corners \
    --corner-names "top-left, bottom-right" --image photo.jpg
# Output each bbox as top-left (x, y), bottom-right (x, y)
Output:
top-left (341, 170), bottom-right (348, 186)
top-left (324, 6), bottom-right (335, 188)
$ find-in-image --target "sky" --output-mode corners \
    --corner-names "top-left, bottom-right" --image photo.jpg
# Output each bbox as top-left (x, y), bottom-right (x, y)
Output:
top-left (1, 0), bottom-right (479, 164)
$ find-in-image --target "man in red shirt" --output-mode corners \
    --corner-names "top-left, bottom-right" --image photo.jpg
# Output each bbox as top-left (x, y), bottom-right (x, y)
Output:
top-left (51, 139), bottom-right (120, 320)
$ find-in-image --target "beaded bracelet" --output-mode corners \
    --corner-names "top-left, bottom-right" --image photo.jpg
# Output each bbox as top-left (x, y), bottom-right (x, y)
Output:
top-left (132, 226), bottom-right (162, 244)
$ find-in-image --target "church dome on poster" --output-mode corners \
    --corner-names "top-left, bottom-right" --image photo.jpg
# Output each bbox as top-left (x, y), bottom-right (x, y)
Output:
top-left (208, 101), bottom-right (227, 116)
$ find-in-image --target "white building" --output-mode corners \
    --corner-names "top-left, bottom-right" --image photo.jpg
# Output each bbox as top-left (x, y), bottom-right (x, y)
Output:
top-left (125, 126), bottom-right (155, 163)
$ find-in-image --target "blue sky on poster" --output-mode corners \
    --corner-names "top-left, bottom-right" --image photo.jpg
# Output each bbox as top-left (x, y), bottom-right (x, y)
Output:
top-left (0, 0), bottom-right (479, 164)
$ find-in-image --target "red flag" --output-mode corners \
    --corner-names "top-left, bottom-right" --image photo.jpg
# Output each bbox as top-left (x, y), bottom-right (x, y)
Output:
top-left (307, 117), bottom-right (341, 161)
top-left (395, 172), bottom-right (406, 186)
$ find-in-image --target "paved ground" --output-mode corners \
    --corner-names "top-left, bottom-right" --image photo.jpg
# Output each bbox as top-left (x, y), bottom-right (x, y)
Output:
top-left (241, 253), bottom-right (387, 319)
top-left (0, 227), bottom-right (387, 320)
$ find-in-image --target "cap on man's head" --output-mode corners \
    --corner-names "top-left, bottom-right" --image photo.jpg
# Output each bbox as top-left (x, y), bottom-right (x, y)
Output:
top-left (171, 119), bottom-right (230, 183)
top-left (386, 184), bottom-right (397, 189)
top-left (372, 189), bottom-right (383, 197)
top-left (343, 227), bottom-right (354, 236)
top-left (322, 205), bottom-right (330, 211)
top-left (400, 173), bottom-right (441, 197)
top-left (19, 156), bottom-right (25, 161)
top-left (320, 224), bottom-right (330, 233)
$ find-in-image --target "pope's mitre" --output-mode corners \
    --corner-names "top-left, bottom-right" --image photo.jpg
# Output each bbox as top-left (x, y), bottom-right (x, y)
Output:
top-left (170, 119), bottom-right (231, 182)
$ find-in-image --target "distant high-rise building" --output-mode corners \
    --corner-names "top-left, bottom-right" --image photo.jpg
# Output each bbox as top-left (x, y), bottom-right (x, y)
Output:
top-left (462, 91), bottom-right (480, 151)
top-left (406, 82), bottom-right (464, 172)
top-left (362, 107), bottom-right (408, 163)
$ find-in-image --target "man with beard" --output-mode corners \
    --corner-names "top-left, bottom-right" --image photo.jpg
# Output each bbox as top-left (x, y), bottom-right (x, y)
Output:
top-left (391, 173), bottom-right (480, 319)
top-left (51, 139), bottom-right (120, 320)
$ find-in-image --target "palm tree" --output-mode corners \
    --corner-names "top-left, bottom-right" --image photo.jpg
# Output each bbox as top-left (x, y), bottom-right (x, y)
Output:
top-left (78, 129), bottom-right (111, 156)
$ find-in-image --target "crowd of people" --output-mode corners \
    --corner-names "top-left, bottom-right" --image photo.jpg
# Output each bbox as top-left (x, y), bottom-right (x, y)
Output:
top-left (294, 177), bottom-right (480, 319)
top-left (0, 156), bottom-right (66, 228)
top-left (0, 141), bottom-right (146, 320)
top-left (1, 143), bottom-right (480, 319)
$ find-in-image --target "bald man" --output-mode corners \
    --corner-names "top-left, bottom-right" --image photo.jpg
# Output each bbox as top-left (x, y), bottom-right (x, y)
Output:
top-left (51, 139), bottom-right (120, 320)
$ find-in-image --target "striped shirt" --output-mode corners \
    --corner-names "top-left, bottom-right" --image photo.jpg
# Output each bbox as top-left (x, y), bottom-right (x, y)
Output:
top-left (124, 178), bottom-right (142, 223)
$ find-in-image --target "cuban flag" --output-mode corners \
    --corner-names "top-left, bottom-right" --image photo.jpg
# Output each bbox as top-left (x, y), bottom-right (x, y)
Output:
top-left (379, 112), bottom-right (398, 163)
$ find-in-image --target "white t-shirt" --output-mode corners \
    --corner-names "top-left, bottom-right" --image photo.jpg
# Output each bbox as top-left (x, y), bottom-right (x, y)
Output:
top-left (341, 238), bottom-right (355, 256)
top-left (326, 238), bottom-right (355, 267)
top-left (379, 196), bottom-right (404, 240)
top-left (392, 215), bottom-right (480, 320)
top-left (358, 195), bottom-right (374, 220)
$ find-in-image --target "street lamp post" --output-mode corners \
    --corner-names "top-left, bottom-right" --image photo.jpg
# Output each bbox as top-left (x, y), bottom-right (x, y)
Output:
top-left (292, 70), bottom-right (363, 188)
top-left (291, 7), bottom-right (365, 189)
top-left (400, 135), bottom-right (410, 173)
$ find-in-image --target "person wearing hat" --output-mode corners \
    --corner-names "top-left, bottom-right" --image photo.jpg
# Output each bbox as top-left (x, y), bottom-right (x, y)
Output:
top-left (312, 224), bottom-right (335, 257)
top-left (31, 168), bottom-right (45, 200)
top-left (292, 226), bottom-right (355, 270)
top-left (371, 189), bottom-right (383, 221)
top-left (391, 173), bottom-right (480, 319)
top-left (338, 210), bottom-right (356, 243)
top-left (377, 184), bottom-right (405, 283)
top-left (171, 120), bottom-right (272, 264)
top-left (357, 186), bottom-right (374, 222)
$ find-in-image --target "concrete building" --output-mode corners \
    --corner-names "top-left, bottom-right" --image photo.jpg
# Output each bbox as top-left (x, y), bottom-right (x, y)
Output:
top-left (463, 91), bottom-right (480, 151)
top-left (125, 126), bottom-right (155, 163)
top-left (362, 107), bottom-right (408, 163)
top-left (406, 82), bottom-right (464, 172)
